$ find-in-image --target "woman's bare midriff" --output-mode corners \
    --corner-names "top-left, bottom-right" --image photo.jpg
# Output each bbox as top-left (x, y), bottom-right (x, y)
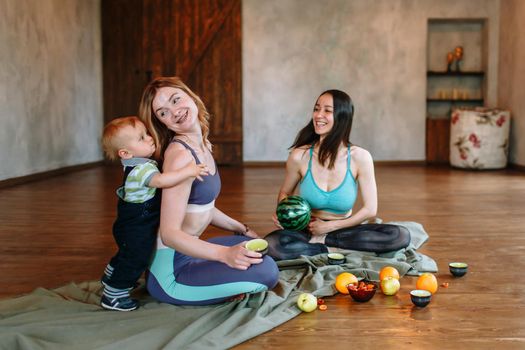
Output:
top-left (308, 209), bottom-right (352, 245)
top-left (311, 209), bottom-right (352, 221)
top-left (182, 209), bottom-right (214, 237)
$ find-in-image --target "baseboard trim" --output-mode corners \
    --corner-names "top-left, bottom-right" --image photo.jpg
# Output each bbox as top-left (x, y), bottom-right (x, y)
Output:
top-left (243, 161), bottom-right (286, 167)
top-left (375, 160), bottom-right (427, 166)
top-left (509, 163), bottom-right (525, 171)
top-left (0, 161), bottom-right (104, 189)
top-left (242, 160), bottom-right (427, 167)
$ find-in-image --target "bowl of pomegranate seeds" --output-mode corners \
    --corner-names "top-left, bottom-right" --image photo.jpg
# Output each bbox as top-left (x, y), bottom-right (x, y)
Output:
top-left (347, 280), bottom-right (377, 302)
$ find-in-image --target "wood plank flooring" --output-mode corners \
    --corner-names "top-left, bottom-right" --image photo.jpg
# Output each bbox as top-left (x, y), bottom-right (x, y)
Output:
top-left (0, 164), bottom-right (524, 348)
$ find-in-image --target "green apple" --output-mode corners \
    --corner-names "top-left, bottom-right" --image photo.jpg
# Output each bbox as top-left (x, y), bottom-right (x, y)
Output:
top-left (296, 293), bottom-right (317, 312)
top-left (380, 276), bottom-right (401, 296)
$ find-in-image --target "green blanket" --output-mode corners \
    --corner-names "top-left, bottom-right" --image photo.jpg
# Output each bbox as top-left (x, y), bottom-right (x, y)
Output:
top-left (0, 221), bottom-right (436, 350)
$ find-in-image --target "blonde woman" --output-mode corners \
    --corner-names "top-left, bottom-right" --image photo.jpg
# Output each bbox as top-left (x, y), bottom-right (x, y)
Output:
top-left (139, 77), bottom-right (278, 305)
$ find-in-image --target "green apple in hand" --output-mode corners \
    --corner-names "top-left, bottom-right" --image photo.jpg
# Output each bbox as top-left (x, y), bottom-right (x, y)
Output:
top-left (380, 276), bottom-right (401, 296)
top-left (297, 293), bottom-right (317, 312)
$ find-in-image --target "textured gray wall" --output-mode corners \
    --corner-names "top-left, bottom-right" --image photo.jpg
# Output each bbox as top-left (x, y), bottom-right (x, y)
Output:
top-left (243, 0), bottom-right (500, 161)
top-left (0, 0), bottom-right (103, 180)
top-left (499, 0), bottom-right (525, 166)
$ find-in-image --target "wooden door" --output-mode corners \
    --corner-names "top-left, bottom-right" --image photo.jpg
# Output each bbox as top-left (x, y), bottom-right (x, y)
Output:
top-left (101, 0), bottom-right (145, 124)
top-left (102, 0), bottom-right (242, 164)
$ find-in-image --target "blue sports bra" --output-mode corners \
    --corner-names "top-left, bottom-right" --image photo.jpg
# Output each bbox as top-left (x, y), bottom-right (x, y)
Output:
top-left (299, 145), bottom-right (357, 215)
top-left (171, 139), bottom-right (221, 205)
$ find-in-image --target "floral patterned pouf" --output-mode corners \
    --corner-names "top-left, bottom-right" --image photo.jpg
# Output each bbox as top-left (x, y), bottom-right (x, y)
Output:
top-left (450, 108), bottom-right (511, 169)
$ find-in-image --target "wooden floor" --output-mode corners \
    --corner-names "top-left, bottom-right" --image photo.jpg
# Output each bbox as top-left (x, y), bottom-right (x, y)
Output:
top-left (1, 164), bottom-right (524, 348)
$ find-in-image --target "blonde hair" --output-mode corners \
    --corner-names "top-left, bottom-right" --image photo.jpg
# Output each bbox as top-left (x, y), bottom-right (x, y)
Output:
top-left (101, 116), bottom-right (142, 160)
top-left (138, 76), bottom-right (211, 160)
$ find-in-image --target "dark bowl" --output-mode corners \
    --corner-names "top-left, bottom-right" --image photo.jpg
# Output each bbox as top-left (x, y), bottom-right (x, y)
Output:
top-left (347, 281), bottom-right (377, 302)
top-left (256, 247), bottom-right (268, 255)
top-left (449, 262), bottom-right (468, 277)
top-left (410, 289), bottom-right (432, 308)
top-left (327, 253), bottom-right (345, 265)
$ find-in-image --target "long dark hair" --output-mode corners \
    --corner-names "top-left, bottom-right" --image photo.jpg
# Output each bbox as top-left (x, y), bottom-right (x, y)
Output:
top-left (290, 89), bottom-right (354, 169)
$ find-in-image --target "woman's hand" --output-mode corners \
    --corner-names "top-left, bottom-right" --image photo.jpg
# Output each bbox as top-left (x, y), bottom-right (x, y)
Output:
top-left (222, 243), bottom-right (263, 270)
top-left (244, 226), bottom-right (260, 238)
top-left (272, 213), bottom-right (283, 229)
top-left (307, 218), bottom-right (334, 235)
top-left (272, 147), bottom-right (306, 231)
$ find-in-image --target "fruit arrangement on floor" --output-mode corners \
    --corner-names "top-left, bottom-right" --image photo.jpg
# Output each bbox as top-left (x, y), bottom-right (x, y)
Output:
top-left (296, 261), bottom-right (468, 313)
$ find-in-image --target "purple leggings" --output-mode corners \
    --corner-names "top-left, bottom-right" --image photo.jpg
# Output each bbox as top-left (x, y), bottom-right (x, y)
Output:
top-left (146, 235), bottom-right (279, 305)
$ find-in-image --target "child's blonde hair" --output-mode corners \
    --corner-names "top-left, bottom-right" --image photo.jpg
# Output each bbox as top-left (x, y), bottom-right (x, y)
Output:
top-left (102, 116), bottom-right (142, 160)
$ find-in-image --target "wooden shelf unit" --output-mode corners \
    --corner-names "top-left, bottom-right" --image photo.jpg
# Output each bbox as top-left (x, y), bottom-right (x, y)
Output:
top-left (426, 98), bottom-right (484, 103)
top-left (425, 18), bottom-right (487, 164)
top-left (427, 70), bottom-right (485, 77)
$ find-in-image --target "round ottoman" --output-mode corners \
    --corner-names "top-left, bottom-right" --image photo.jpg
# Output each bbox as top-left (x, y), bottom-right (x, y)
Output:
top-left (449, 108), bottom-right (511, 169)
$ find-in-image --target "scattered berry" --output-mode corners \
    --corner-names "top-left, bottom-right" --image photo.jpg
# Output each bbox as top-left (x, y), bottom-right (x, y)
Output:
top-left (441, 282), bottom-right (449, 288)
top-left (317, 298), bottom-right (325, 305)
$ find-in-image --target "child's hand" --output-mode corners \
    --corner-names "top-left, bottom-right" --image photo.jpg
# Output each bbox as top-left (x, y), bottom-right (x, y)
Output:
top-left (194, 163), bottom-right (210, 181)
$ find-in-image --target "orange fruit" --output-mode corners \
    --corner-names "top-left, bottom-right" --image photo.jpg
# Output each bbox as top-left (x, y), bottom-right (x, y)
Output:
top-left (335, 272), bottom-right (358, 294)
top-left (416, 273), bottom-right (438, 294)
top-left (379, 266), bottom-right (400, 281)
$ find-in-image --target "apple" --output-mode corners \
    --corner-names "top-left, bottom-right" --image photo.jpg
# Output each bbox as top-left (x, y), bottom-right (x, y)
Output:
top-left (296, 293), bottom-right (318, 312)
top-left (380, 276), bottom-right (401, 296)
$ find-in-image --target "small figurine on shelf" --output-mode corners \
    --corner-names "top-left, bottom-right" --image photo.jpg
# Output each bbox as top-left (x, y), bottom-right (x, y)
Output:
top-left (446, 51), bottom-right (455, 72)
top-left (454, 46), bottom-right (464, 72)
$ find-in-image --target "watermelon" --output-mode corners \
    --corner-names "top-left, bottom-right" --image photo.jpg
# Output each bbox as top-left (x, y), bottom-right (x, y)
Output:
top-left (276, 195), bottom-right (311, 231)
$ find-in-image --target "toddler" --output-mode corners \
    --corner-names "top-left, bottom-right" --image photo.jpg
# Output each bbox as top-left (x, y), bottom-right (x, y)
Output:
top-left (100, 116), bottom-right (208, 311)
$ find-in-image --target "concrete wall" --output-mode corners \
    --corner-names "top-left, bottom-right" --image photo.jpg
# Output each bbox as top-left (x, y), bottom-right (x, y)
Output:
top-left (2, 0), bottom-right (517, 179)
top-left (0, 0), bottom-right (103, 181)
top-left (243, 0), bottom-right (501, 161)
top-left (499, 0), bottom-right (525, 166)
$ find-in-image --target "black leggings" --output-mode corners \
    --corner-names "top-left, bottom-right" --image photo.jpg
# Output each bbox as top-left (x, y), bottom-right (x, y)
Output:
top-left (265, 224), bottom-right (410, 261)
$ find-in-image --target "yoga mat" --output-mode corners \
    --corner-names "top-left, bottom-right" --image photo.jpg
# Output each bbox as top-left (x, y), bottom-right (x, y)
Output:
top-left (0, 221), bottom-right (436, 349)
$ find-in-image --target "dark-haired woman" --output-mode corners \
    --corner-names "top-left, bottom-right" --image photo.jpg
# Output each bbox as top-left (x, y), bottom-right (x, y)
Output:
top-left (265, 90), bottom-right (410, 260)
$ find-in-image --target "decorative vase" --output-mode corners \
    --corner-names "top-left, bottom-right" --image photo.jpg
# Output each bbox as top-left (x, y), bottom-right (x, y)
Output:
top-left (453, 46), bottom-right (463, 72)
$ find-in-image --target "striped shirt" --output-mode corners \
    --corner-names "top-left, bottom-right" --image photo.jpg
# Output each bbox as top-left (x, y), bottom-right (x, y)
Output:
top-left (117, 158), bottom-right (159, 203)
